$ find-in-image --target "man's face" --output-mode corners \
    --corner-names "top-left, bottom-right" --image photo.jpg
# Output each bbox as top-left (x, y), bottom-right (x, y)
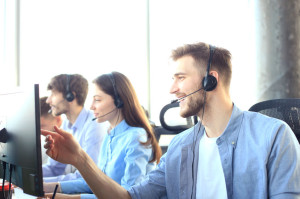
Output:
top-left (170, 56), bottom-right (205, 118)
top-left (40, 115), bottom-right (58, 131)
top-left (46, 90), bottom-right (69, 116)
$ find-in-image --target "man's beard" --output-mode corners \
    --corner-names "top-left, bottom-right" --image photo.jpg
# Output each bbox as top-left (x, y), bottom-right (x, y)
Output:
top-left (180, 92), bottom-right (205, 118)
top-left (52, 104), bottom-right (68, 117)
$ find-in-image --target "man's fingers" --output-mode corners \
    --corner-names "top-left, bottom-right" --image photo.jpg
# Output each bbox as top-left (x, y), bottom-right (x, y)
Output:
top-left (54, 126), bottom-right (72, 138)
top-left (44, 138), bottom-right (53, 149)
top-left (45, 148), bottom-right (53, 157)
top-left (45, 134), bottom-right (54, 142)
top-left (41, 129), bottom-right (55, 137)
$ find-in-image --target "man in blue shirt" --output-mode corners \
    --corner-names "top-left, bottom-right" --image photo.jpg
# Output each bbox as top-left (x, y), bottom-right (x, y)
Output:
top-left (42, 74), bottom-right (108, 183)
top-left (42, 42), bottom-right (300, 198)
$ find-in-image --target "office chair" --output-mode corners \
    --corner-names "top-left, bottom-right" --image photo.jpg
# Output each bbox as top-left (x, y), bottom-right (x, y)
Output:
top-left (248, 98), bottom-right (300, 143)
top-left (154, 102), bottom-right (198, 154)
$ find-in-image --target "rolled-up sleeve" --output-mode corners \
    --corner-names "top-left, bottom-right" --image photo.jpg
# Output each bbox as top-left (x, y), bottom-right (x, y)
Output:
top-left (128, 154), bottom-right (168, 199)
top-left (268, 123), bottom-right (300, 198)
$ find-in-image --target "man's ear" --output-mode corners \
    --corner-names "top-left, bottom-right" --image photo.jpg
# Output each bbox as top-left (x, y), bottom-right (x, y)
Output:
top-left (210, 70), bottom-right (219, 82)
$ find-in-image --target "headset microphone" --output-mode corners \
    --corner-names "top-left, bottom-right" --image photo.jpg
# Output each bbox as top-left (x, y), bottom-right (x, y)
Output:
top-left (171, 88), bottom-right (204, 104)
top-left (92, 108), bottom-right (117, 121)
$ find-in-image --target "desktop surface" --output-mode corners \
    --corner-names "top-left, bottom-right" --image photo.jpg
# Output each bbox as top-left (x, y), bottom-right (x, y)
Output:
top-left (13, 187), bottom-right (37, 199)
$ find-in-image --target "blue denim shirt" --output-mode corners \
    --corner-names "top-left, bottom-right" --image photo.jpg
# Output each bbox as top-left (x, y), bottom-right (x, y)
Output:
top-left (128, 104), bottom-right (300, 199)
top-left (60, 120), bottom-right (156, 199)
top-left (43, 107), bottom-right (107, 182)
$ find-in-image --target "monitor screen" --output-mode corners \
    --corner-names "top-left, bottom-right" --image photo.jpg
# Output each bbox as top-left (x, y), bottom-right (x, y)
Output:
top-left (0, 84), bottom-right (44, 197)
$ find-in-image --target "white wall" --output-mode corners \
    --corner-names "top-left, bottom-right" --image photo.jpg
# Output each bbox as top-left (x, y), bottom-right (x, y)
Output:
top-left (149, 0), bottom-right (256, 123)
top-left (2, 0), bottom-right (256, 125)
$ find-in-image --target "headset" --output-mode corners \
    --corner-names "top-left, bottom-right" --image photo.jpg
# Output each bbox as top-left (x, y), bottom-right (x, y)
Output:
top-left (65, 74), bottom-right (75, 102)
top-left (202, 44), bottom-right (217, 92)
top-left (190, 44), bottom-right (217, 198)
top-left (107, 73), bottom-right (124, 108)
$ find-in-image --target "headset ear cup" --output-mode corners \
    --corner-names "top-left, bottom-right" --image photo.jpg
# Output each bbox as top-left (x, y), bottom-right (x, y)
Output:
top-left (115, 98), bottom-right (124, 108)
top-left (202, 75), bottom-right (217, 91)
top-left (65, 74), bottom-right (75, 102)
top-left (66, 92), bottom-right (75, 102)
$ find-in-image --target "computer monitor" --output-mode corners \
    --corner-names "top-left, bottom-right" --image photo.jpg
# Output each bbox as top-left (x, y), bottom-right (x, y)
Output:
top-left (0, 84), bottom-right (44, 197)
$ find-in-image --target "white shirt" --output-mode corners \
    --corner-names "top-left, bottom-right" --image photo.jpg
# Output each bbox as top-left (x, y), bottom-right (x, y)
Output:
top-left (196, 131), bottom-right (228, 199)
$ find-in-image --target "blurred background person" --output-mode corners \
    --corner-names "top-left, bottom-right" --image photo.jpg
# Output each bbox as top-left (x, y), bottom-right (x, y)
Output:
top-left (42, 74), bottom-right (108, 183)
top-left (40, 96), bottom-right (63, 164)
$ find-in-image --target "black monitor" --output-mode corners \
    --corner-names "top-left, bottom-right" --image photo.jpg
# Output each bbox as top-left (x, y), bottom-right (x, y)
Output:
top-left (0, 84), bottom-right (44, 197)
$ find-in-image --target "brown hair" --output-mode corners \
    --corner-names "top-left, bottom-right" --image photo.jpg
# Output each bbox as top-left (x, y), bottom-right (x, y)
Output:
top-left (93, 72), bottom-right (162, 164)
top-left (40, 96), bottom-right (52, 117)
top-left (171, 42), bottom-right (232, 88)
top-left (47, 74), bottom-right (88, 106)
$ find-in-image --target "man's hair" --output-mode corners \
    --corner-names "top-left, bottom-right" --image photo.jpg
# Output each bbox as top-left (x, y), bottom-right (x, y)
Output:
top-left (171, 42), bottom-right (232, 87)
top-left (40, 96), bottom-right (51, 117)
top-left (47, 74), bottom-right (88, 106)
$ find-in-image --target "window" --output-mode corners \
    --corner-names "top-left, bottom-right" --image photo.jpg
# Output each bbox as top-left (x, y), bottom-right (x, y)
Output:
top-left (4, 0), bottom-right (255, 125)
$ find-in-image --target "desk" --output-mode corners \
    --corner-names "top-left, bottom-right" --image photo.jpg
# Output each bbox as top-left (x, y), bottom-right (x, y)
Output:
top-left (13, 188), bottom-right (37, 199)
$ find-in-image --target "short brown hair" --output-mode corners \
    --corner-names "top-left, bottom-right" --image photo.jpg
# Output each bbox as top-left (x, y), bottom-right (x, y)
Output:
top-left (171, 42), bottom-right (232, 87)
top-left (40, 96), bottom-right (51, 117)
top-left (47, 74), bottom-right (88, 106)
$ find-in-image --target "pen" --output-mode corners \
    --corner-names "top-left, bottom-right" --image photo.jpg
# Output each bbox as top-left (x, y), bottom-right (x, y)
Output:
top-left (52, 184), bottom-right (59, 199)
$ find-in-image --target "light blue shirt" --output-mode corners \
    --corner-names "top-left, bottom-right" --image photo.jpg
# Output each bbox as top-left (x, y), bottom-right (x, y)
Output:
top-left (60, 120), bottom-right (156, 199)
top-left (43, 107), bottom-right (108, 182)
top-left (128, 104), bottom-right (300, 199)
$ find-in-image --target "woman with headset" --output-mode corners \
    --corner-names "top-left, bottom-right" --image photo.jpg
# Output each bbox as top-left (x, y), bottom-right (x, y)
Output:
top-left (42, 72), bottom-right (162, 199)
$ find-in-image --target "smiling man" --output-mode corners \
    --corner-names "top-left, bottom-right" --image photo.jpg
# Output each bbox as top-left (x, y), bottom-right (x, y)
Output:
top-left (42, 42), bottom-right (300, 199)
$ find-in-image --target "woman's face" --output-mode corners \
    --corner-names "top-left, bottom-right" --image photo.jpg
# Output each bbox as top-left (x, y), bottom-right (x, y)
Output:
top-left (90, 83), bottom-right (118, 123)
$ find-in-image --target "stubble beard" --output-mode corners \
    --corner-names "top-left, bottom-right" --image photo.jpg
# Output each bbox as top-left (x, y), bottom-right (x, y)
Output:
top-left (180, 92), bottom-right (204, 118)
top-left (53, 103), bottom-right (68, 117)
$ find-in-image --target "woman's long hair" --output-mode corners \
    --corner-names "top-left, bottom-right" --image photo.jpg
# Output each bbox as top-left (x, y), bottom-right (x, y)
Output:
top-left (93, 72), bottom-right (162, 163)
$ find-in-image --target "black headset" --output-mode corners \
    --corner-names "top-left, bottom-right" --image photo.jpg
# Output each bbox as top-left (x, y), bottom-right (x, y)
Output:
top-left (65, 74), bottom-right (75, 102)
top-left (107, 73), bottom-right (124, 108)
top-left (202, 45), bottom-right (217, 92)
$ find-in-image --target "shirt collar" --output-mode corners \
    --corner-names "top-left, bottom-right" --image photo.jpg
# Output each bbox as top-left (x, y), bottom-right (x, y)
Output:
top-left (216, 104), bottom-right (244, 148)
top-left (67, 107), bottom-right (89, 131)
top-left (108, 119), bottom-right (130, 137)
top-left (182, 103), bottom-right (243, 148)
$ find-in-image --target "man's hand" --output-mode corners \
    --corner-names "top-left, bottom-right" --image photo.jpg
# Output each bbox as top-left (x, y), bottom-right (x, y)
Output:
top-left (41, 126), bottom-right (83, 166)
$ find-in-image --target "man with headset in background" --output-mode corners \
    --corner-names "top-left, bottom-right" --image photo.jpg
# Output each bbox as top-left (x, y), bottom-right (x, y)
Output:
top-left (42, 74), bottom-right (108, 183)
top-left (40, 96), bottom-right (63, 165)
top-left (42, 42), bottom-right (300, 198)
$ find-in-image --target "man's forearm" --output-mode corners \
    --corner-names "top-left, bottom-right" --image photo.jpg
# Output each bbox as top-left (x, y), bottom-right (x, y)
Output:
top-left (75, 150), bottom-right (131, 199)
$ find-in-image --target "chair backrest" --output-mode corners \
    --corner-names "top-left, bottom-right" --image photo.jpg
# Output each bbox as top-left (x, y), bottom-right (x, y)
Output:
top-left (154, 102), bottom-right (198, 154)
top-left (248, 98), bottom-right (300, 143)
top-left (159, 102), bottom-right (197, 133)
